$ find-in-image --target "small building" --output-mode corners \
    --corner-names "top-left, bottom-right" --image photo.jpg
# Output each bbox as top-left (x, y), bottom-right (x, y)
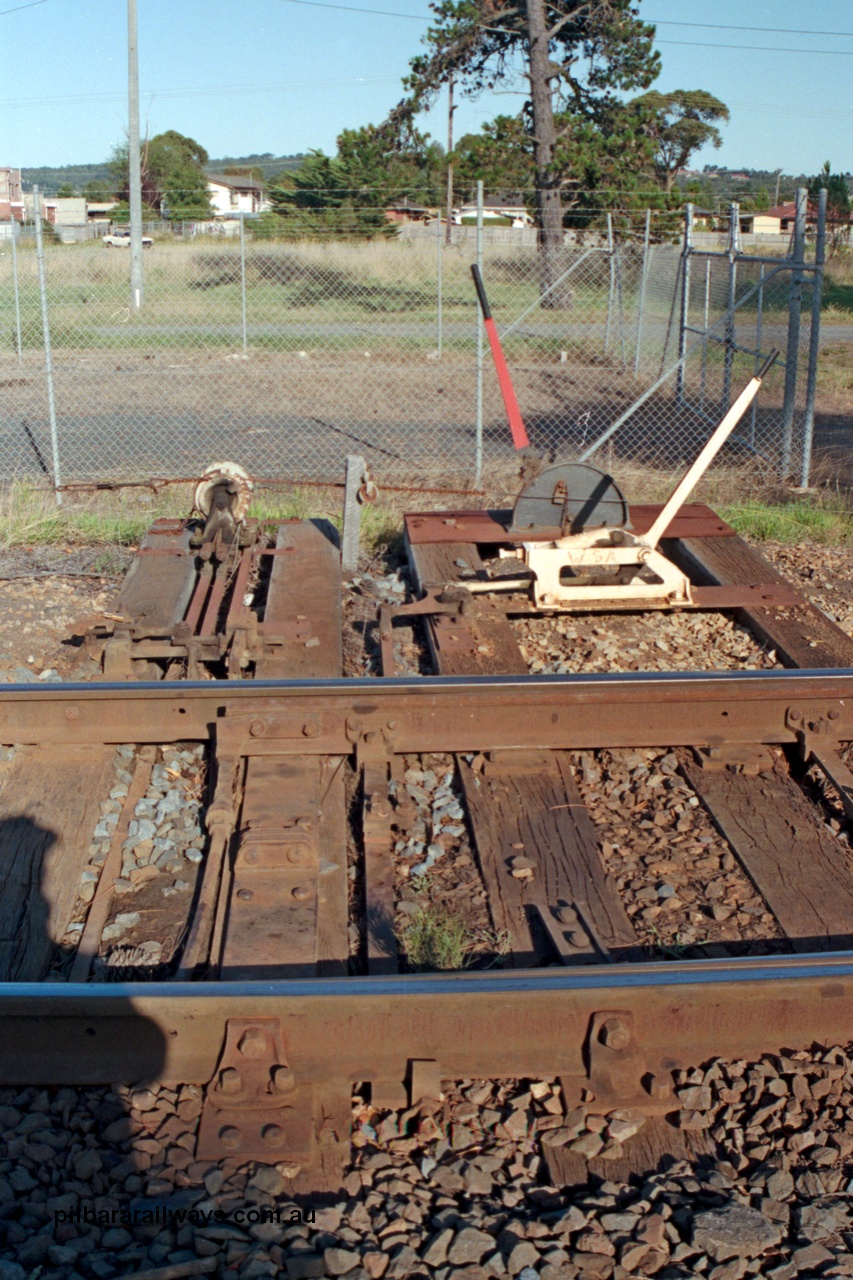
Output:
top-left (384, 200), bottom-right (433, 225)
top-left (86, 201), bottom-right (118, 222)
top-left (207, 175), bottom-right (267, 217)
top-left (0, 167), bottom-right (25, 222)
top-left (42, 197), bottom-right (88, 227)
top-left (455, 196), bottom-right (533, 227)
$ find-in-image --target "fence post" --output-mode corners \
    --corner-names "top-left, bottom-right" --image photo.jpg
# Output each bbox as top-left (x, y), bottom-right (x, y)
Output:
top-left (10, 218), bottom-right (22, 365)
top-left (750, 262), bottom-right (765, 448)
top-left (604, 213), bottom-right (615, 355)
top-left (33, 187), bottom-right (62, 506)
top-left (633, 208), bottom-right (651, 377)
top-left (780, 186), bottom-right (807, 476)
top-left (675, 203), bottom-right (693, 406)
top-left (475, 179), bottom-right (484, 489)
top-left (436, 211), bottom-right (443, 360)
top-left (341, 455), bottom-right (365, 576)
top-left (801, 187), bottom-right (827, 487)
top-left (699, 258), bottom-right (711, 414)
top-left (239, 213), bottom-right (248, 357)
top-left (722, 202), bottom-right (739, 411)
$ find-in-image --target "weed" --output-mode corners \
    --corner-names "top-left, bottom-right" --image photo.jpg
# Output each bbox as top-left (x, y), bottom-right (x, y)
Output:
top-left (720, 497), bottom-right (853, 545)
top-left (399, 902), bottom-right (470, 971)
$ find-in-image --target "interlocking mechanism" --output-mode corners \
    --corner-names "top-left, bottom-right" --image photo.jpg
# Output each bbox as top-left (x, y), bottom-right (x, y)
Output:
top-left (463, 352), bottom-right (779, 612)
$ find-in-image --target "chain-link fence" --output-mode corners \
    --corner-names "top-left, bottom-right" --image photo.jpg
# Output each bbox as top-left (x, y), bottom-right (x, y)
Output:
top-left (0, 191), bottom-right (825, 497)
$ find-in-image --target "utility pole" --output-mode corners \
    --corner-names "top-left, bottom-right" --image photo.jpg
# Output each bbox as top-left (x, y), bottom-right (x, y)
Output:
top-left (774, 168), bottom-right (782, 208)
top-left (128, 0), bottom-right (143, 310)
top-left (445, 76), bottom-right (455, 245)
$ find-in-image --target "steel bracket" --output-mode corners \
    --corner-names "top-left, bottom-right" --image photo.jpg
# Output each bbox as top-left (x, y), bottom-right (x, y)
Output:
top-left (347, 715), bottom-right (399, 764)
top-left (787, 702), bottom-right (844, 756)
top-left (197, 1017), bottom-right (314, 1162)
top-left (236, 817), bottom-right (317, 871)
top-left (567, 1010), bottom-right (673, 1115)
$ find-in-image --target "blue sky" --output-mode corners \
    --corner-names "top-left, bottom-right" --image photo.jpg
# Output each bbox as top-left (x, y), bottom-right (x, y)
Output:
top-left (2, 0), bottom-right (851, 176)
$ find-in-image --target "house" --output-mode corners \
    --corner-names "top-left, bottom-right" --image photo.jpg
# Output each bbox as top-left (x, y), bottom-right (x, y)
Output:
top-left (384, 200), bottom-right (433, 225)
top-left (207, 175), bottom-right (267, 217)
top-left (86, 201), bottom-right (118, 222)
top-left (0, 167), bottom-right (25, 222)
top-left (455, 196), bottom-right (533, 226)
top-left (41, 197), bottom-right (88, 227)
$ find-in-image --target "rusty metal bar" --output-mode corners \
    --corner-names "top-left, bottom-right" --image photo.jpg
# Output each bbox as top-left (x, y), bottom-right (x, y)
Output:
top-left (3, 953), bottom-right (853, 1085)
top-left (2, 671), bottom-right (852, 752)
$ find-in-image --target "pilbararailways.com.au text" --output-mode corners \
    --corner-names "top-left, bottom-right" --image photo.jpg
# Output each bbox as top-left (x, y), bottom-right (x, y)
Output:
top-left (54, 1205), bottom-right (316, 1228)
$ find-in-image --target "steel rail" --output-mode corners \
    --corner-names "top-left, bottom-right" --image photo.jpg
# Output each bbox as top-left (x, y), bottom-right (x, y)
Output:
top-left (1, 670), bottom-right (852, 753)
top-left (1, 952), bottom-right (853, 1087)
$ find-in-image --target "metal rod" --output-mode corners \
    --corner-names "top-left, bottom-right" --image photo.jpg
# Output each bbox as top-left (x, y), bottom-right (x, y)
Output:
top-left (445, 75), bottom-right (455, 246)
top-left (10, 216), bottom-right (22, 364)
top-left (633, 208), bottom-right (651, 377)
top-left (604, 212), bottom-right (614, 355)
top-left (436, 210), bottom-right (443, 359)
top-left (751, 262), bottom-right (766, 448)
top-left (239, 213), bottom-right (248, 357)
top-left (614, 228), bottom-right (626, 370)
top-left (580, 263), bottom-right (790, 463)
top-left (676, 203), bottom-right (693, 406)
top-left (475, 179), bottom-right (484, 489)
top-left (699, 257), bottom-right (710, 414)
top-left (801, 187), bottom-right (827, 488)
top-left (499, 249), bottom-right (597, 340)
top-left (127, 0), bottom-right (143, 310)
top-left (722, 202), bottom-right (739, 411)
top-left (32, 187), bottom-right (62, 506)
top-left (780, 186), bottom-right (807, 476)
top-left (644, 351), bottom-right (778, 549)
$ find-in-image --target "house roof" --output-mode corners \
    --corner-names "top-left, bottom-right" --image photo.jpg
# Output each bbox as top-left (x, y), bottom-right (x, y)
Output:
top-left (207, 174), bottom-right (265, 192)
top-left (763, 203), bottom-right (796, 219)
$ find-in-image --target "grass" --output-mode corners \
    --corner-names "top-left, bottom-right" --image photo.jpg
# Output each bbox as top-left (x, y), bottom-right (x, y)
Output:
top-left (0, 481), bottom-right (409, 556)
top-left (720, 496), bottom-right (853, 545)
top-left (399, 901), bottom-right (471, 972)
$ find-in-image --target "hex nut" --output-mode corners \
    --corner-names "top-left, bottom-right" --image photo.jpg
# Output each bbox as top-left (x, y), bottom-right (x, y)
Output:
top-left (237, 1027), bottom-right (268, 1059)
top-left (599, 1017), bottom-right (631, 1051)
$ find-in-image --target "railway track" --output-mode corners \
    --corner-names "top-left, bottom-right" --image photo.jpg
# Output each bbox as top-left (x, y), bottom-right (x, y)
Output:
top-left (2, 482), bottom-right (853, 1195)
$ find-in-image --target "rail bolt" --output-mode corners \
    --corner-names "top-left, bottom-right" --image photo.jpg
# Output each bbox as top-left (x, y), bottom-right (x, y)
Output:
top-left (261, 1124), bottom-right (286, 1148)
top-left (236, 889), bottom-right (254, 901)
top-left (249, 719), bottom-right (267, 738)
top-left (219, 1067), bottom-right (243, 1096)
top-left (286, 845), bottom-right (308, 865)
top-left (272, 1065), bottom-right (296, 1094)
top-left (64, 706), bottom-right (79, 721)
top-left (237, 1028), bottom-right (268, 1059)
top-left (599, 1018), bottom-right (631, 1051)
top-left (829, 708), bottom-right (841, 721)
top-left (302, 721), bottom-right (319, 738)
top-left (218, 1125), bottom-right (242, 1151)
top-left (292, 885), bottom-right (312, 901)
top-left (788, 707), bottom-right (802, 723)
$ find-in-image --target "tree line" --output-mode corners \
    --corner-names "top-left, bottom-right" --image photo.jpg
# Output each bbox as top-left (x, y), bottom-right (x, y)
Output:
top-left (53, 0), bottom-right (852, 252)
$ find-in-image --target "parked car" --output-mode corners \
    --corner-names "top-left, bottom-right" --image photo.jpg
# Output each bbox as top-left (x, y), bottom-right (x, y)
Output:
top-left (103, 229), bottom-right (153, 248)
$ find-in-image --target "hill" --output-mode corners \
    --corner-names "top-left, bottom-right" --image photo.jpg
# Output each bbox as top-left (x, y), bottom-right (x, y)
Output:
top-left (20, 153), bottom-right (304, 195)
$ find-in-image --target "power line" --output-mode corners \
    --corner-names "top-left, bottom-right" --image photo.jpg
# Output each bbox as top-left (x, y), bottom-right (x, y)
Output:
top-left (657, 38), bottom-right (853, 57)
top-left (649, 17), bottom-right (853, 40)
top-left (0, 0), bottom-right (52, 14)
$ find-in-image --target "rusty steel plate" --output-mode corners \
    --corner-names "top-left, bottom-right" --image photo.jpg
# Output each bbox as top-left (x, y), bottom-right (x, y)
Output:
top-left (405, 504), bottom-right (736, 546)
